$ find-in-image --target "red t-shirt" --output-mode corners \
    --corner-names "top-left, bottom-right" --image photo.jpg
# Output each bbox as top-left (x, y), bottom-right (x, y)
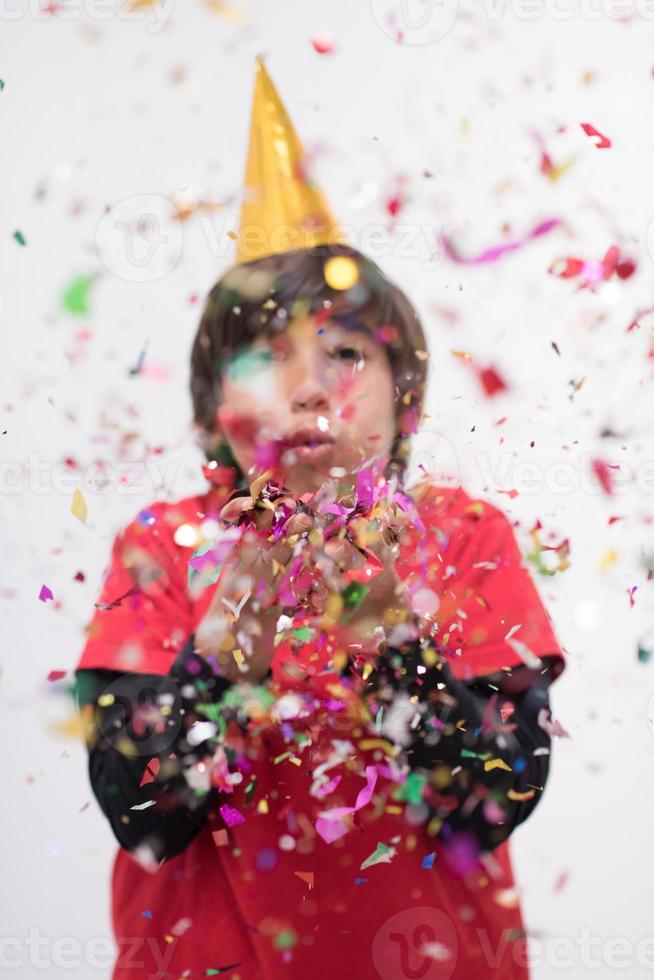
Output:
top-left (77, 477), bottom-right (565, 980)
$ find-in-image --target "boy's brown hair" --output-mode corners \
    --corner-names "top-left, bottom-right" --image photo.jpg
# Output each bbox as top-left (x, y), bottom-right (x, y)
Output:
top-left (190, 243), bottom-right (428, 485)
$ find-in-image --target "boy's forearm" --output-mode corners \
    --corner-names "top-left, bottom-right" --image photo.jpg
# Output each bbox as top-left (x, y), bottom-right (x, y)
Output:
top-left (359, 641), bottom-right (555, 852)
top-left (77, 636), bottom-right (237, 862)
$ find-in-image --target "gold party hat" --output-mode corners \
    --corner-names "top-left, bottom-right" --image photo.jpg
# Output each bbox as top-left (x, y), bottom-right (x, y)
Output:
top-left (235, 57), bottom-right (346, 264)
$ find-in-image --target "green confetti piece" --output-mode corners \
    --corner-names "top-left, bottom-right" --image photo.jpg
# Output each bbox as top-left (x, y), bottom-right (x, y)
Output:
top-left (273, 929), bottom-right (298, 951)
top-left (222, 348), bottom-right (275, 382)
top-left (13, 230), bottom-right (26, 246)
top-left (61, 274), bottom-right (93, 316)
top-left (525, 547), bottom-right (558, 578)
top-left (0, 80), bottom-right (5, 91)
top-left (341, 581), bottom-right (369, 609)
top-left (400, 770), bottom-right (427, 807)
top-left (360, 841), bottom-right (396, 870)
top-left (292, 625), bottom-right (312, 643)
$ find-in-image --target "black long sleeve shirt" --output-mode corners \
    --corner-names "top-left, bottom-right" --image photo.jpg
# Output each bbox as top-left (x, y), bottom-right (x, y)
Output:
top-left (76, 635), bottom-right (559, 862)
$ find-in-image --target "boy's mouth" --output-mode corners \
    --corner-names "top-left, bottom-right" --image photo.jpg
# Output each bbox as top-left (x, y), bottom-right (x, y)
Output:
top-left (281, 426), bottom-right (335, 463)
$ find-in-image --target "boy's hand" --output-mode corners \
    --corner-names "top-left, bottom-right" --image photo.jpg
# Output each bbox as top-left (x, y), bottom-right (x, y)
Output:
top-left (194, 487), bottom-right (313, 684)
top-left (316, 505), bottom-right (419, 653)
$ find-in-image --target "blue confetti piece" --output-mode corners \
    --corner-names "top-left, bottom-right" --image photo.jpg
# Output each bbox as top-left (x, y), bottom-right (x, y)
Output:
top-left (140, 910), bottom-right (153, 920)
top-left (354, 877), bottom-right (369, 885)
top-left (422, 852), bottom-right (436, 869)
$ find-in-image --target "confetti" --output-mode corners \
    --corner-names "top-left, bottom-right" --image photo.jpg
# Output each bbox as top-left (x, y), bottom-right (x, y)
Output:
top-left (360, 841), bottom-right (397, 870)
top-left (440, 218), bottom-right (559, 265)
top-left (61, 274), bottom-right (93, 316)
top-left (580, 121), bottom-right (611, 148)
top-left (219, 804), bottom-right (246, 828)
top-left (39, 585), bottom-right (54, 603)
top-left (71, 487), bottom-right (88, 524)
top-left (311, 32), bottom-right (334, 54)
top-left (323, 255), bottom-right (359, 290)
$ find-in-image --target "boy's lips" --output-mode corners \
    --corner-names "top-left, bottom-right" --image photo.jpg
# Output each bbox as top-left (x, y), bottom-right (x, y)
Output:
top-left (281, 426), bottom-right (335, 464)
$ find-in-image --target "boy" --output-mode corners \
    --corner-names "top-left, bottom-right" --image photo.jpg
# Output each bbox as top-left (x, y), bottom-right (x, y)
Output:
top-left (75, 61), bottom-right (566, 980)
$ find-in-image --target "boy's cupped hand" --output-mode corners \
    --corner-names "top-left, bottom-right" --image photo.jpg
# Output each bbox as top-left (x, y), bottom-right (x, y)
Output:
top-left (195, 479), bottom-right (420, 684)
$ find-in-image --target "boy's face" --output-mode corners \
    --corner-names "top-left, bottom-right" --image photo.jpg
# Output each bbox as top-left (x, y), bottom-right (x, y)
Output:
top-left (215, 316), bottom-right (397, 496)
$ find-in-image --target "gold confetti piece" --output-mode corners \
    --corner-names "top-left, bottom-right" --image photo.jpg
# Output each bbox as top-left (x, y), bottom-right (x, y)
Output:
top-left (451, 349), bottom-right (472, 360)
top-left (323, 255), bottom-right (359, 290)
top-left (507, 788), bottom-right (535, 802)
top-left (358, 738), bottom-right (398, 756)
top-left (232, 649), bottom-right (244, 669)
top-left (484, 758), bottom-right (513, 773)
top-left (257, 799), bottom-right (269, 814)
top-left (599, 548), bottom-right (617, 571)
top-left (98, 693), bottom-right (115, 707)
top-left (71, 487), bottom-right (87, 524)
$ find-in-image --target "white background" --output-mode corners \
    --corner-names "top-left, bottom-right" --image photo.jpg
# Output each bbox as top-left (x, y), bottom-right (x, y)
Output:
top-left (1, 0), bottom-right (654, 976)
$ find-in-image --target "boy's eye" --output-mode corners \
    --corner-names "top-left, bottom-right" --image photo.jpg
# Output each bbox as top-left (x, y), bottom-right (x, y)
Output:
top-left (327, 346), bottom-right (366, 366)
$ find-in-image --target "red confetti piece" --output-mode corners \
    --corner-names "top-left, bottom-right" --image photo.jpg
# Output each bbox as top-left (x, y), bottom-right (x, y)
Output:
top-left (580, 122), bottom-right (611, 149)
top-left (212, 828), bottom-right (229, 847)
top-left (139, 758), bottom-right (161, 787)
top-left (311, 32), bottom-right (334, 54)
top-left (477, 365), bottom-right (508, 398)
top-left (47, 670), bottom-right (67, 682)
top-left (591, 458), bottom-right (618, 495)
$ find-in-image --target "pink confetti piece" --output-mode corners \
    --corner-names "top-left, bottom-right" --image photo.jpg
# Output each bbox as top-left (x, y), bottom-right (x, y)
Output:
top-left (440, 218), bottom-right (560, 266)
top-left (580, 122), bottom-right (611, 149)
top-left (39, 585), bottom-right (54, 603)
top-left (313, 774), bottom-right (342, 800)
top-left (219, 803), bottom-right (245, 828)
top-left (316, 766), bottom-right (377, 844)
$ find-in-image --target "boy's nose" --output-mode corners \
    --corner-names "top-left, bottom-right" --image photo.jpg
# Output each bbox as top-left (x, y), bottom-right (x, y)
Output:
top-left (290, 378), bottom-right (330, 414)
